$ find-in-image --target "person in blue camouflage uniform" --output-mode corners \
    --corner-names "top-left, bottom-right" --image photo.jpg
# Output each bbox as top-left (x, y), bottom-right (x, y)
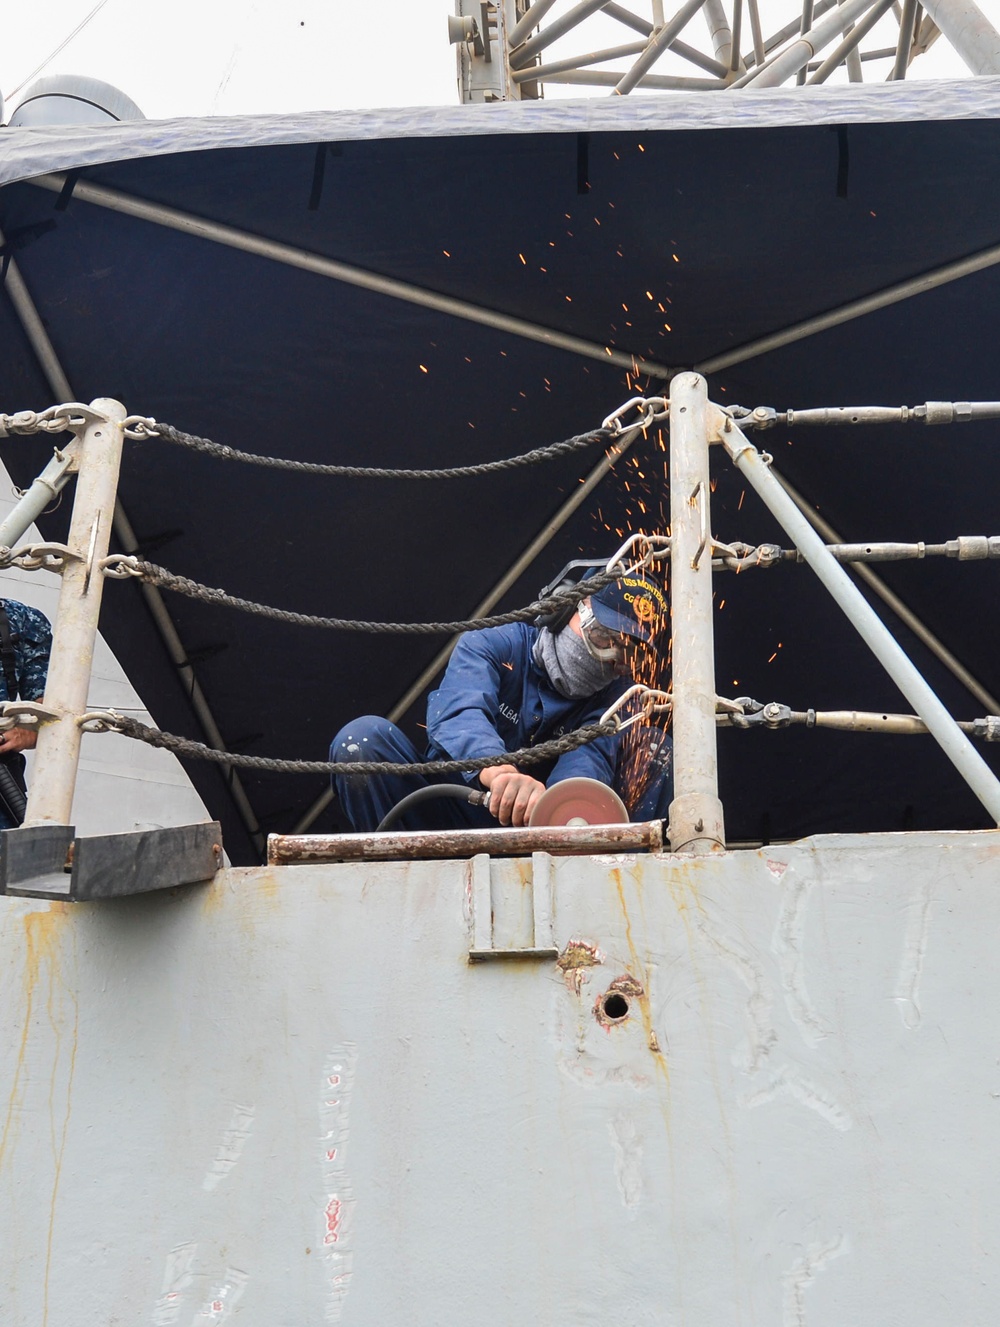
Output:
top-left (0, 599), bottom-right (52, 829)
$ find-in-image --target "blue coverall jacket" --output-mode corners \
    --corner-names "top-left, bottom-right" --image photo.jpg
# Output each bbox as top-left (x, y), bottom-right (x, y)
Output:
top-left (331, 621), bottom-right (672, 832)
top-left (425, 622), bottom-right (624, 785)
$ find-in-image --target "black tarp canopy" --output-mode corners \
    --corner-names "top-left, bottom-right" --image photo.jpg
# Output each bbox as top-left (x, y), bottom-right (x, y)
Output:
top-left (2, 80), bottom-right (1000, 863)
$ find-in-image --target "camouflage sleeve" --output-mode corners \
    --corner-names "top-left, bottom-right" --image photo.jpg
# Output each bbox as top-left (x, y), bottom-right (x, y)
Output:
top-left (3, 600), bottom-right (52, 701)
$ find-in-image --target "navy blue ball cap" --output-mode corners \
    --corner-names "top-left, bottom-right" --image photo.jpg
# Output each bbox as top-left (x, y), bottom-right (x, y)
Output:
top-left (590, 575), bottom-right (668, 643)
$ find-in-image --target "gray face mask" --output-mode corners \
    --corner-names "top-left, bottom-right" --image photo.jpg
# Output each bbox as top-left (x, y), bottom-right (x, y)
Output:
top-left (533, 625), bottom-right (619, 699)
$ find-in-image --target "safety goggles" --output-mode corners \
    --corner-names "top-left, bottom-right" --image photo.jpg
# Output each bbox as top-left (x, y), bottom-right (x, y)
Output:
top-left (579, 600), bottom-right (629, 667)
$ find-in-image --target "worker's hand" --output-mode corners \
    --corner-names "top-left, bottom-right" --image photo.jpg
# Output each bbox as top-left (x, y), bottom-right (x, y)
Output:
top-left (0, 726), bottom-right (36, 755)
top-left (479, 764), bottom-right (546, 827)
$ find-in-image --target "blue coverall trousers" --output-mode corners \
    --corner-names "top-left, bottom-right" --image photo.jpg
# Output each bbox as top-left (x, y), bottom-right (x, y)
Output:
top-left (330, 715), bottom-right (673, 833)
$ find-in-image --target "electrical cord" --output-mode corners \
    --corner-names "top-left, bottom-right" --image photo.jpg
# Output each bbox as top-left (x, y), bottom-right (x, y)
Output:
top-left (375, 783), bottom-right (488, 832)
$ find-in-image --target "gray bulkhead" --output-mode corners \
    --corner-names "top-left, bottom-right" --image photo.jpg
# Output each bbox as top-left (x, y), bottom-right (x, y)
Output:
top-left (0, 829), bottom-right (994, 1324)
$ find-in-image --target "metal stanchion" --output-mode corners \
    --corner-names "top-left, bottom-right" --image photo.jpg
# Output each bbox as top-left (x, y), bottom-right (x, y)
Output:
top-left (667, 373), bottom-right (726, 854)
top-left (23, 399), bottom-right (127, 827)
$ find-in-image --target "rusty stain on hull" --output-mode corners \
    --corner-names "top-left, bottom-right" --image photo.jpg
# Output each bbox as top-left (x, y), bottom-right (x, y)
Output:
top-left (555, 937), bottom-right (604, 994)
top-left (612, 869), bottom-right (669, 1070)
top-left (0, 904), bottom-right (77, 1327)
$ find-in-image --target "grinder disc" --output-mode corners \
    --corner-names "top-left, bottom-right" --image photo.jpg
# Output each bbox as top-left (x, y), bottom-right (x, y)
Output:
top-left (528, 776), bottom-right (629, 828)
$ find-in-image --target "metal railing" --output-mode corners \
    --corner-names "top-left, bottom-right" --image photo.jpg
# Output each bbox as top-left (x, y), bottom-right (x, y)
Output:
top-left (4, 386), bottom-right (1000, 857)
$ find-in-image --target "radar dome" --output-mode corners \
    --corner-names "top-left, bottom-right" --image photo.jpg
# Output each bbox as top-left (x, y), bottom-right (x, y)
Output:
top-left (8, 75), bottom-right (143, 127)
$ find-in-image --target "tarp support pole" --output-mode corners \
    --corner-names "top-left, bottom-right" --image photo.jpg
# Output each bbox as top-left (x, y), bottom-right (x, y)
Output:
top-left (667, 373), bottom-right (726, 854)
top-left (716, 411), bottom-right (1000, 825)
top-left (27, 174), bottom-right (673, 383)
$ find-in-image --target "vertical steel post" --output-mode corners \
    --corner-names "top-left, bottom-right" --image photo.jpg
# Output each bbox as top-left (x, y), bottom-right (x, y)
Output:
top-left (668, 373), bottom-right (725, 853)
top-left (24, 398), bottom-right (126, 826)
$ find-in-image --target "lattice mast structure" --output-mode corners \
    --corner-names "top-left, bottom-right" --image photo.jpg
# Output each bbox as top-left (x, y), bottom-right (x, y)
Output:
top-left (450, 0), bottom-right (1000, 101)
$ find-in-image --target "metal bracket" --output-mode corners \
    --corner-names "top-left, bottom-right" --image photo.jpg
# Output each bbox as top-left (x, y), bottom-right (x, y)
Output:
top-left (0, 821), bottom-right (223, 900)
top-left (0, 700), bottom-right (59, 730)
top-left (690, 481), bottom-right (740, 569)
top-left (468, 850), bottom-right (559, 962)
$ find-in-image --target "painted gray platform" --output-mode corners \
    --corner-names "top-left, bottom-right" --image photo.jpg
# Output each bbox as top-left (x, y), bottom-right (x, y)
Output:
top-left (1, 830), bottom-right (997, 1324)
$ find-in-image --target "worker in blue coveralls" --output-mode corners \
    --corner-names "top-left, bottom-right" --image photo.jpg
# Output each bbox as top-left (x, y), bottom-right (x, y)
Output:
top-left (0, 599), bottom-right (52, 829)
top-left (330, 574), bottom-right (672, 832)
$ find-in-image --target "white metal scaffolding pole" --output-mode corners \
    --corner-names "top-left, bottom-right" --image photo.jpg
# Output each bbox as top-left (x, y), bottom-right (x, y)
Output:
top-left (667, 373), bottom-right (726, 853)
top-left (919, 0), bottom-right (1000, 71)
top-left (735, 0), bottom-right (879, 84)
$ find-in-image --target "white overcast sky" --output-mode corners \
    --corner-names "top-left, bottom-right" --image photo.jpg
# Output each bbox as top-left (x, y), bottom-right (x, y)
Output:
top-left (0, 0), bottom-right (993, 120)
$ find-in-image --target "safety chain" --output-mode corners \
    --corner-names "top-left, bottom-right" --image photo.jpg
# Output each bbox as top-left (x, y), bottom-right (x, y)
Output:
top-left (602, 396), bottom-right (668, 434)
top-left (0, 541), bottom-right (78, 572)
top-left (100, 558), bottom-right (626, 633)
top-left (0, 701), bottom-right (58, 730)
top-left (0, 403), bottom-right (90, 437)
top-left (79, 711), bottom-right (620, 776)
